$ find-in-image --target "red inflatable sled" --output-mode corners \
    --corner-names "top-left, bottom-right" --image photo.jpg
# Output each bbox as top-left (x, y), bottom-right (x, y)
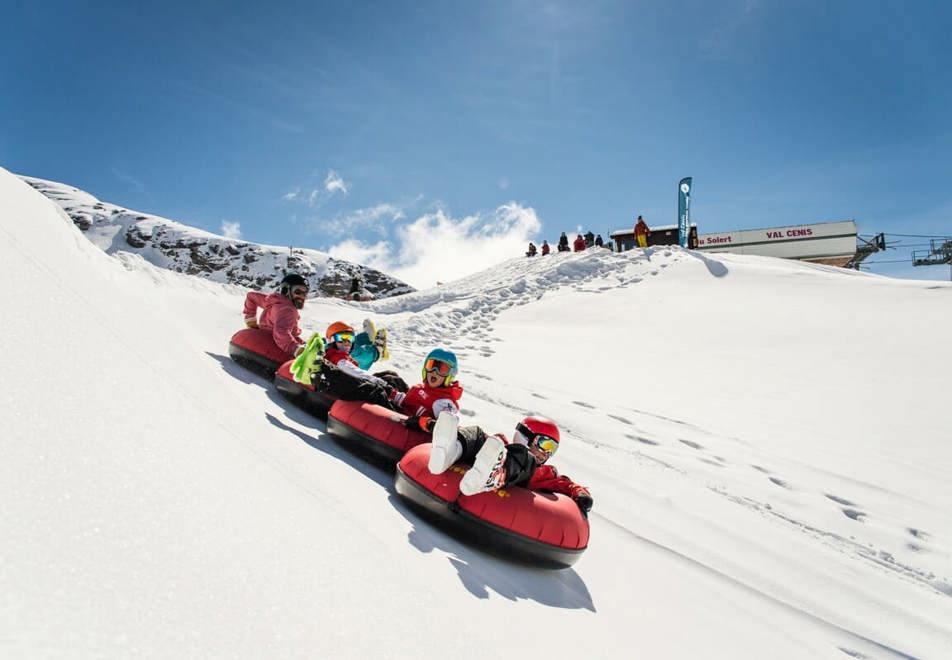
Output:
top-left (395, 444), bottom-right (589, 569)
top-left (326, 400), bottom-right (431, 464)
top-left (273, 360), bottom-right (339, 419)
top-left (228, 328), bottom-right (292, 378)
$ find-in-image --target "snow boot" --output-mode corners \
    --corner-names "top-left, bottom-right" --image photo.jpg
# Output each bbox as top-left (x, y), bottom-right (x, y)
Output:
top-left (427, 412), bottom-right (461, 474)
top-left (290, 333), bottom-right (325, 386)
top-left (376, 327), bottom-right (390, 361)
top-left (362, 318), bottom-right (377, 342)
top-left (459, 436), bottom-right (509, 496)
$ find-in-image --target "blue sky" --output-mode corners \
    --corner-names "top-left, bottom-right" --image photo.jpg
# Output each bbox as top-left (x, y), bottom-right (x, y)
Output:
top-left (3, 0), bottom-right (951, 285)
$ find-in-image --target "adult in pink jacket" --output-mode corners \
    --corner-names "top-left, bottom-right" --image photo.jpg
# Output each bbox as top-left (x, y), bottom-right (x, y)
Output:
top-left (243, 273), bottom-right (309, 359)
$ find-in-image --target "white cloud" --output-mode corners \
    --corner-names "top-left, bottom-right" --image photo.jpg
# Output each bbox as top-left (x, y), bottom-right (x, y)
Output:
top-left (324, 170), bottom-right (349, 195)
top-left (221, 221), bottom-right (242, 239)
top-left (326, 203), bottom-right (541, 289)
top-left (282, 188), bottom-right (299, 201)
top-left (311, 203), bottom-right (406, 237)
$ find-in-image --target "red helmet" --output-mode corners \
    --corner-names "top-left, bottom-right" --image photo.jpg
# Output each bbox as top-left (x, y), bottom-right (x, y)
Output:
top-left (514, 416), bottom-right (560, 463)
top-left (325, 321), bottom-right (355, 341)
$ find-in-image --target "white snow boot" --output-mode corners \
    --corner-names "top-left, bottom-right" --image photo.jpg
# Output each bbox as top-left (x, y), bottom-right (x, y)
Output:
top-left (427, 412), bottom-right (461, 474)
top-left (459, 436), bottom-right (509, 496)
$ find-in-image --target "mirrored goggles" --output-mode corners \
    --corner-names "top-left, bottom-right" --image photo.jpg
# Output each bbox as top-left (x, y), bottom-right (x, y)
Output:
top-left (424, 358), bottom-right (453, 376)
top-left (532, 435), bottom-right (559, 457)
top-left (333, 332), bottom-right (354, 343)
top-left (516, 423), bottom-right (559, 458)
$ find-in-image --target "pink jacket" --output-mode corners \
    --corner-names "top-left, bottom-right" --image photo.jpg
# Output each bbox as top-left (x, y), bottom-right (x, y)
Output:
top-left (243, 292), bottom-right (303, 356)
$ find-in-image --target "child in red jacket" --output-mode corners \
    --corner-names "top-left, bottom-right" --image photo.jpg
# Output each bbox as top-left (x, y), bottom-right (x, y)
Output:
top-left (388, 348), bottom-right (463, 434)
top-left (428, 414), bottom-right (593, 516)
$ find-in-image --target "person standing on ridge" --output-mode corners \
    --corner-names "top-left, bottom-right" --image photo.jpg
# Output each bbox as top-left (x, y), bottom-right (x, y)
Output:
top-left (558, 232), bottom-right (570, 252)
top-left (634, 215), bottom-right (649, 248)
top-left (243, 273), bottom-right (309, 359)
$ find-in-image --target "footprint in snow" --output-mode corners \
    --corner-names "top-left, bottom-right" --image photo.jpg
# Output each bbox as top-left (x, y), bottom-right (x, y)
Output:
top-left (531, 393), bottom-right (548, 400)
top-left (842, 508), bottom-right (867, 522)
top-left (607, 414), bottom-right (632, 425)
top-left (700, 458), bottom-right (725, 468)
top-left (825, 493), bottom-right (856, 506)
top-left (572, 401), bottom-right (596, 409)
top-left (768, 477), bottom-right (790, 489)
top-left (626, 434), bottom-right (659, 446)
top-left (907, 527), bottom-right (929, 540)
top-left (678, 439), bottom-right (703, 450)
top-left (459, 408), bottom-right (477, 417)
top-left (751, 465), bottom-right (771, 473)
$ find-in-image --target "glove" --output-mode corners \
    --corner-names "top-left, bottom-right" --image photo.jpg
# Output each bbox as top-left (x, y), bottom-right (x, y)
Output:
top-left (403, 415), bottom-right (435, 433)
top-left (245, 317), bottom-right (259, 329)
top-left (574, 493), bottom-right (594, 517)
top-left (388, 388), bottom-right (406, 407)
top-left (293, 345), bottom-right (305, 357)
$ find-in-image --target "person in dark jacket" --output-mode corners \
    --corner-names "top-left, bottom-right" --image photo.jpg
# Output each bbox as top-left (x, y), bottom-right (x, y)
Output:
top-left (427, 415), bottom-right (593, 516)
top-left (526, 242), bottom-right (538, 257)
top-left (594, 234), bottom-right (604, 248)
top-left (583, 230), bottom-right (595, 248)
top-left (541, 240), bottom-right (551, 255)
top-left (557, 232), bottom-right (570, 252)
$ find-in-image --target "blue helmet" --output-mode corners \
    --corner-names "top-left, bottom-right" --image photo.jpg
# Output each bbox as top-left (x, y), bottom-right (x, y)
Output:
top-left (422, 348), bottom-right (458, 386)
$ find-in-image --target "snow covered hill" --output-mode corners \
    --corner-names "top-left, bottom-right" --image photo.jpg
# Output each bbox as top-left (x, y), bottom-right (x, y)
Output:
top-left (2, 167), bottom-right (951, 659)
top-left (19, 175), bottom-right (414, 299)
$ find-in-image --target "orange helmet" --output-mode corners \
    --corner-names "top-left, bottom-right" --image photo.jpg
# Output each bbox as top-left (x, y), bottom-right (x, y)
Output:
top-left (325, 321), bottom-right (355, 341)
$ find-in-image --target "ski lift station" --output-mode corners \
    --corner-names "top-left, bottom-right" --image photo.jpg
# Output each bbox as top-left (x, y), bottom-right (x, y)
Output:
top-left (611, 219), bottom-right (883, 269)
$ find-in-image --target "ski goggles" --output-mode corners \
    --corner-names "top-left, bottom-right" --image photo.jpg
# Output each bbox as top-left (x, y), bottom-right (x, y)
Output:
top-left (290, 286), bottom-right (309, 296)
top-left (332, 331), bottom-right (354, 343)
top-left (516, 423), bottom-right (559, 458)
top-left (423, 358), bottom-right (454, 376)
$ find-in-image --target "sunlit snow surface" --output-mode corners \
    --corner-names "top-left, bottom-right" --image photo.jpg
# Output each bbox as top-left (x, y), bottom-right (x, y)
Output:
top-left (2, 168), bottom-right (950, 659)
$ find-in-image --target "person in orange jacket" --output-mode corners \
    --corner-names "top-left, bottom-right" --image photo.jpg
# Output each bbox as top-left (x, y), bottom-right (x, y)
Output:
top-left (634, 215), bottom-right (649, 248)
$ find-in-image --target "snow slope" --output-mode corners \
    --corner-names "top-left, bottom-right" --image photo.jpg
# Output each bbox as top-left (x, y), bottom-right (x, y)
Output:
top-left (2, 167), bottom-right (950, 659)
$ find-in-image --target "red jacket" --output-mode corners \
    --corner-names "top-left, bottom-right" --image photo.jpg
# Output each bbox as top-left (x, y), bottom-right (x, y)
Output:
top-left (635, 220), bottom-right (649, 237)
top-left (243, 292), bottom-right (303, 356)
top-left (498, 434), bottom-right (590, 500)
top-left (572, 236), bottom-right (586, 252)
top-left (324, 346), bottom-right (358, 367)
top-left (541, 243), bottom-right (550, 255)
top-left (528, 464), bottom-right (589, 499)
top-left (400, 381), bottom-right (464, 418)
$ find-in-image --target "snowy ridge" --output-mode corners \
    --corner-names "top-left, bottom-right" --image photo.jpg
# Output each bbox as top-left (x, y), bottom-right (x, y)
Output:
top-left (2, 167), bottom-right (951, 658)
top-left (19, 175), bottom-right (414, 299)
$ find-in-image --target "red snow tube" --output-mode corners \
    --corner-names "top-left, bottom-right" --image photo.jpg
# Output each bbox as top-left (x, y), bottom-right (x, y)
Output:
top-left (326, 400), bottom-right (430, 464)
top-left (274, 360), bottom-right (338, 418)
top-left (228, 328), bottom-right (292, 377)
top-left (394, 444), bottom-right (589, 569)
